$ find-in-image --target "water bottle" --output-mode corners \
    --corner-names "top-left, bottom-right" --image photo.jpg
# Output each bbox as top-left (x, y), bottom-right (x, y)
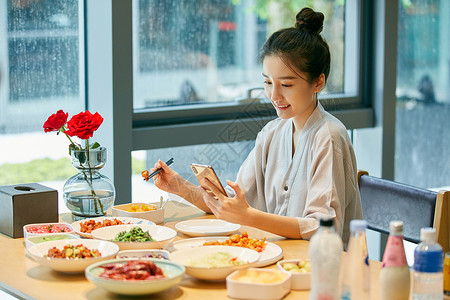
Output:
top-left (309, 218), bottom-right (343, 300)
top-left (341, 219), bottom-right (370, 300)
top-left (413, 227), bottom-right (444, 300)
top-left (379, 220), bottom-right (410, 300)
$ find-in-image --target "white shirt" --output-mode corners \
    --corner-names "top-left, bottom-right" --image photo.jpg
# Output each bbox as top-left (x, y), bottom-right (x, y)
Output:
top-left (230, 102), bottom-right (362, 245)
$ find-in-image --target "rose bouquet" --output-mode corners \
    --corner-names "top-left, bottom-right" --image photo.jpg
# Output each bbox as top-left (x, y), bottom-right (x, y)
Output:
top-left (44, 110), bottom-right (107, 215)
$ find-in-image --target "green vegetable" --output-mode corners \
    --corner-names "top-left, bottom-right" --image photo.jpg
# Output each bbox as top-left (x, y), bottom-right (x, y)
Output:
top-left (112, 227), bottom-right (154, 242)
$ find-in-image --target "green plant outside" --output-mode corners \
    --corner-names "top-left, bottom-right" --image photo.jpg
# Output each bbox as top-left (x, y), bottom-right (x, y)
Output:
top-left (0, 157), bottom-right (146, 186)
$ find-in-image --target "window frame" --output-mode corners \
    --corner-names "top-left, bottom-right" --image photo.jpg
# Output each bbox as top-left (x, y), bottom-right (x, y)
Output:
top-left (86, 0), bottom-right (376, 204)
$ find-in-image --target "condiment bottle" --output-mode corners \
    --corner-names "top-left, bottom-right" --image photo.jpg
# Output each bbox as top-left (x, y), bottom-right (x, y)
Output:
top-left (379, 220), bottom-right (410, 300)
top-left (341, 219), bottom-right (370, 300)
top-left (309, 218), bottom-right (343, 300)
top-left (413, 227), bottom-right (444, 300)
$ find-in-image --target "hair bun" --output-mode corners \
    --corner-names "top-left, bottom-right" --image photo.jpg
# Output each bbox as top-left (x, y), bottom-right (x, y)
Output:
top-left (295, 7), bottom-right (324, 34)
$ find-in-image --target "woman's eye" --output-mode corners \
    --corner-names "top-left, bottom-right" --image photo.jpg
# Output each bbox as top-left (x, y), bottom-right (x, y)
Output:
top-left (263, 81), bottom-right (272, 85)
top-left (282, 84), bottom-right (292, 87)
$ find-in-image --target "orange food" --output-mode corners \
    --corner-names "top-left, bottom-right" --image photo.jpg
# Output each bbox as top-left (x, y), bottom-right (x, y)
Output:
top-left (203, 232), bottom-right (266, 252)
top-left (141, 170), bottom-right (150, 181)
top-left (79, 218), bottom-right (129, 233)
top-left (126, 203), bottom-right (158, 212)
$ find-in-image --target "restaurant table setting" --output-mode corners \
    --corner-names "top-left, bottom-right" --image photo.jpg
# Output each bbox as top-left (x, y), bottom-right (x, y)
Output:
top-left (0, 200), bottom-right (383, 300)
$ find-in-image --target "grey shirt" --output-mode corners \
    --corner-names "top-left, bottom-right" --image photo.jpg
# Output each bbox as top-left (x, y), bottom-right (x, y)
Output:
top-left (230, 102), bottom-right (362, 245)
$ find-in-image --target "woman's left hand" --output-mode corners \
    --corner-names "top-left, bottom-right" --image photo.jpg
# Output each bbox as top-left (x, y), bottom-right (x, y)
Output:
top-left (201, 179), bottom-right (251, 224)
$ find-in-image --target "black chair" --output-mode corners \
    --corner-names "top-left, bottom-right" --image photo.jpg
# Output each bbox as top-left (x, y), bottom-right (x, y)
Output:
top-left (358, 170), bottom-right (449, 259)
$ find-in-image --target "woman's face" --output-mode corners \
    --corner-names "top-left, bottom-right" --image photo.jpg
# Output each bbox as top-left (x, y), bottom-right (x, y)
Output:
top-left (262, 55), bottom-right (323, 123)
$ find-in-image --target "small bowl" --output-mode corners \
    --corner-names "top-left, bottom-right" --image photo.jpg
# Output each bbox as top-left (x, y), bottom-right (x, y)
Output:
top-left (226, 268), bottom-right (291, 300)
top-left (91, 224), bottom-right (176, 250)
top-left (28, 239), bottom-right (119, 273)
top-left (85, 258), bottom-right (185, 295)
top-left (116, 249), bottom-right (170, 260)
top-left (112, 203), bottom-right (164, 224)
top-left (276, 259), bottom-right (311, 290)
top-left (23, 223), bottom-right (74, 239)
top-left (25, 233), bottom-right (80, 251)
top-left (169, 245), bottom-right (260, 281)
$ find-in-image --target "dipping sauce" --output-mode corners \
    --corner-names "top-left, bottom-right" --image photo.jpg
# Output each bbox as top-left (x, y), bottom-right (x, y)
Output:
top-left (235, 269), bottom-right (287, 284)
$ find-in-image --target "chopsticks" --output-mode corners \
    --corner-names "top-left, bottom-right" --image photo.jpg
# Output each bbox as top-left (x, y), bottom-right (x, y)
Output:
top-left (146, 157), bottom-right (174, 180)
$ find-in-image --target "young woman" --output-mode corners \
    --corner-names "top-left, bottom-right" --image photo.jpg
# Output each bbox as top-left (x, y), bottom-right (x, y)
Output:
top-left (151, 7), bottom-right (362, 244)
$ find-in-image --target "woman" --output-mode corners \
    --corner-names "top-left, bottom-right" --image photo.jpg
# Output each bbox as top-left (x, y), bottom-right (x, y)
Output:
top-left (152, 7), bottom-right (362, 244)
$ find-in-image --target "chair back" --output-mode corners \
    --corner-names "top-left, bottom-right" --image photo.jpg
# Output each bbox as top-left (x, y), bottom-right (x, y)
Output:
top-left (358, 170), bottom-right (449, 253)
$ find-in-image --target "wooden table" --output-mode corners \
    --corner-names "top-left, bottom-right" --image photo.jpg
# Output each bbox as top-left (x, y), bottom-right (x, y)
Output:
top-left (0, 201), bottom-right (382, 300)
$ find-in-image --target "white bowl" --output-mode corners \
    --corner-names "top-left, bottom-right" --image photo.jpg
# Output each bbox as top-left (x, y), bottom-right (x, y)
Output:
top-left (28, 239), bottom-right (119, 273)
top-left (91, 224), bottom-right (176, 250)
top-left (25, 233), bottom-right (80, 251)
top-left (112, 203), bottom-right (165, 224)
top-left (276, 259), bottom-right (311, 290)
top-left (116, 249), bottom-right (170, 260)
top-left (23, 223), bottom-right (74, 238)
top-left (85, 258), bottom-right (185, 295)
top-left (226, 268), bottom-right (291, 300)
top-left (169, 245), bottom-right (260, 281)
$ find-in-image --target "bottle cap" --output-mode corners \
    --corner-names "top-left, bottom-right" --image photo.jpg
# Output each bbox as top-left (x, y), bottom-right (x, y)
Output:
top-left (319, 218), bottom-right (334, 227)
top-left (350, 219), bottom-right (367, 232)
top-left (420, 227), bottom-right (436, 242)
top-left (389, 220), bottom-right (404, 233)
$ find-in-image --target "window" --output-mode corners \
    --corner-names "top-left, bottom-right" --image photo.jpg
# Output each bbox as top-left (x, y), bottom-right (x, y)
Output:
top-left (395, 0), bottom-right (450, 189)
top-left (0, 0), bottom-right (84, 200)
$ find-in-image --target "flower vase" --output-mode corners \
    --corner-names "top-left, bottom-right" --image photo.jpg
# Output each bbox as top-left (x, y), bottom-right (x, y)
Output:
top-left (63, 147), bottom-right (115, 220)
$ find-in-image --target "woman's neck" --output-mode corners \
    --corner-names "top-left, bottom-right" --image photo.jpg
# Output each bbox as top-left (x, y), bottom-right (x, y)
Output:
top-left (292, 99), bottom-right (318, 155)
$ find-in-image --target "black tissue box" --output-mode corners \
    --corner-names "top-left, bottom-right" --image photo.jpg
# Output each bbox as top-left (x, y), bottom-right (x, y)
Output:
top-left (0, 183), bottom-right (58, 238)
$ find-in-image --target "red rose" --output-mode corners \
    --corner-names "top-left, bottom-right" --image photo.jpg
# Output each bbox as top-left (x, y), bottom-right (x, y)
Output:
top-left (65, 111), bottom-right (104, 140)
top-left (43, 110), bottom-right (68, 132)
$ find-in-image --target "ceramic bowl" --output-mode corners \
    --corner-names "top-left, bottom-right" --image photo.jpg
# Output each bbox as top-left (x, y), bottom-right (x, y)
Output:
top-left (23, 223), bottom-right (74, 239)
top-left (28, 239), bottom-right (119, 273)
top-left (116, 249), bottom-right (170, 260)
top-left (25, 233), bottom-right (80, 251)
top-left (112, 203), bottom-right (165, 224)
top-left (276, 259), bottom-right (311, 290)
top-left (226, 268), bottom-right (291, 300)
top-left (85, 258), bottom-right (185, 295)
top-left (169, 245), bottom-right (260, 281)
top-left (91, 224), bottom-right (176, 250)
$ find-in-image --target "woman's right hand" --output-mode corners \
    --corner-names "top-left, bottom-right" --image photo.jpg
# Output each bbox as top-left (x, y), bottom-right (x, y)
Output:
top-left (152, 159), bottom-right (186, 195)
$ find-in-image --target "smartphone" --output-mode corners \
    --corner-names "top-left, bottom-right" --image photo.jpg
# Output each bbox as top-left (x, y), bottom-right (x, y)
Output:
top-left (191, 163), bottom-right (227, 199)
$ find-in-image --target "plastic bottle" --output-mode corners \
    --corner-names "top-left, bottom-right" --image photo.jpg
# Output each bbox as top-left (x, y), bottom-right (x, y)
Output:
top-left (341, 219), bottom-right (370, 300)
top-left (309, 218), bottom-right (343, 300)
top-left (379, 220), bottom-right (411, 300)
top-left (413, 227), bottom-right (444, 300)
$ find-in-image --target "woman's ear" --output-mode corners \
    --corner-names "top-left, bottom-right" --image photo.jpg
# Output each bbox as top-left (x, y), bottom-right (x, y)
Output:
top-left (313, 73), bottom-right (325, 93)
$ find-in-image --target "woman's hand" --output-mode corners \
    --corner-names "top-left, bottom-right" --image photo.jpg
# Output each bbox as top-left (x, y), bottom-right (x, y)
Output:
top-left (201, 179), bottom-right (252, 224)
top-left (152, 159), bottom-right (187, 196)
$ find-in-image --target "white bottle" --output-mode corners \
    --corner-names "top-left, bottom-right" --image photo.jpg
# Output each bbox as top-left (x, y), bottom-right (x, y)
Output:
top-left (309, 218), bottom-right (343, 300)
top-left (413, 227), bottom-right (444, 300)
top-left (341, 219), bottom-right (370, 300)
top-left (379, 220), bottom-right (411, 300)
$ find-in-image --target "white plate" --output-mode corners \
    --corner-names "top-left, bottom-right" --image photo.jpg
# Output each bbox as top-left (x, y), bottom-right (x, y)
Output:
top-left (175, 219), bottom-right (240, 237)
top-left (91, 224), bottom-right (177, 250)
top-left (85, 258), bottom-right (185, 295)
top-left (28, 239), bottom-right (119, 273)
top-left (71, 217), bottom-right (155, 238)
top-left (167, 236), bottom-right (283, 267)
top-left (169, 245), bottom-right (260, 281)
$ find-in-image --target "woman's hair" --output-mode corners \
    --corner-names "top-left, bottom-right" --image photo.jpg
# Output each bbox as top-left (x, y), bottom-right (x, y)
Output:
top-left (259, 7), bottom-right (330, 84)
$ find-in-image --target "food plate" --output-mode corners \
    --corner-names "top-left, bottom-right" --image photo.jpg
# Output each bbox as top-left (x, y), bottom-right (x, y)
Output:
top-left (169, 245), bottom-right (260, 281)
top-left (28, 239), bottom-right (119, 273)
top-left (175, 219), bottom-right (240, 237)
top-left (167, 236), bottom-right (283, 267)
top-left (85, 258), bottom-right (185, 295)
top-left (91, 224), bottom-right (177, 250)
top-left (71, 217), bottom-right (155, 238)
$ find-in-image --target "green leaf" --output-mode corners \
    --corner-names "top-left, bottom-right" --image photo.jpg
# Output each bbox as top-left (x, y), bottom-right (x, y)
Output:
top-left (91, 142), bottom-right (101, 149)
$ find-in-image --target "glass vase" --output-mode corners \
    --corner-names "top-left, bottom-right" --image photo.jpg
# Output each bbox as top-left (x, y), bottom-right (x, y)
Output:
top-left (63, 147), bottom-right (115, 220)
